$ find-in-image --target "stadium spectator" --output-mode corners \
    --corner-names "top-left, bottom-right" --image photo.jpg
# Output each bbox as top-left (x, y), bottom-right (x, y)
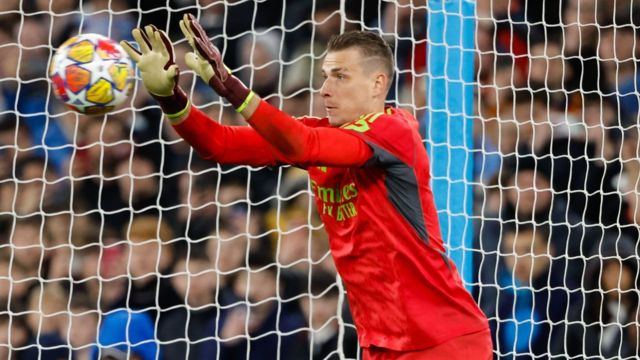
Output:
top-left (0, 313), bottom-right (29, 360)
top-left (299, 269), bottom-right (359, 360)
top-left (67, 295), bottom-right (99, 360)
top-left (176, 158), bottom-right (219, 231)
top-left (236, 29), bottom-right (282, 100)
top-left (478, 54), bottom-right (525, 121)
top-left (216, 252), bottom-right (307, 360)
top-left (483, 223), bottom-right (572, 358)
top-left (93, 309), bottom-right (160, 360)
top-left (114, 151), bottom-right (162, 216)
top-left (282, 0), bottom-right (344, 96)
top-left (561, 0), bottom-right (601, 92)
top-left (80, 0), bottom-right (136, 44)
top-left (0, 113), bottom-right (33, 202)
top-left (0, 251), bottom-right (32, 313)
top-left (600, 11), bottom-right (640, 121)
top-left (379, 0), bottom-right (427, 108)
top-left (159, 250), bottom-right (235, 359)
top-left (528, 39), bottom-right (576, 108)
top-left (499, 89), bottom-right (622, 226)
top-left (23, 282), bottom-right (71, 358)
top-left (554, 238), bottom-right (640, 358)
top-left (73, 118), bottom-right (131, 235)
top-left (207, 226), bottom-right (249, 289)
top-left (217, 177), bottom-right (266, 243)
top-left (7, 17), bottom-right (72, 173)
top-left (111, 215), bottom-right (181, 327)
top-left (10, 216), bottom-right (46, 284)
top-left (476, 157), bottom-right (590, 292)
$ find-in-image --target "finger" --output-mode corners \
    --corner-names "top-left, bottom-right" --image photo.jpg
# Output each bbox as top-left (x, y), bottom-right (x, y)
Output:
top-left (184, 52), bottom-right (199, 71)
top-left (193, 37), bottom-right (212, 61)
top-left (154, 30), bottom-right (170, 59)
top-left (144, 25), bottom-right (157, 44)
top-left (187, 13), bottom-right (209, 42)
top-left (132, 28), bottom-right (151, 53)
top-left (139, 26), bottom-right (154, 51)
top-left (179, 19), bottom-right (195, 48)
top-left (120, 40), bottom-right (142, 63)
top-left (144, 25), bottom-right (160, 53)
top-left (194, 38), bottom-right (226, 81)
top-left (166, 64), bottom-right (179, 78)
top-left (182, 14), bottom-right (198, 39)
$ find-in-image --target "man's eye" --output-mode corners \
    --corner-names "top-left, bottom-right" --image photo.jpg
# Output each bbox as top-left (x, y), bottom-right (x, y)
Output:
top-left (337, 74), bottom-right (344, 80)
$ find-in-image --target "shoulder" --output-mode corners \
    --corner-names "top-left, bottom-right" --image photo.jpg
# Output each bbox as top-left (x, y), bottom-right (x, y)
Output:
top-left (341, 107), bottom-right (418, 136)
top-left (340, 107), bottom-right (421, 164)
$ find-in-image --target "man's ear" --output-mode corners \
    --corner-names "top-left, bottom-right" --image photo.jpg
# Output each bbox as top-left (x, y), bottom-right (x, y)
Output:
top-left (372, 72), bottom-right (388, 97)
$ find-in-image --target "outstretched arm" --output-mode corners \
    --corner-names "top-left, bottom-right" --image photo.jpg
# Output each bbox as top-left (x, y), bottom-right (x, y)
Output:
top-left (243, 99), bottom-right (372, 167)
top-left (171, 105), bottom-right (290, 167)
top-left (180, 14), bottom-right (373, 167)
top-left (121, 25), bottom-right (291, 167)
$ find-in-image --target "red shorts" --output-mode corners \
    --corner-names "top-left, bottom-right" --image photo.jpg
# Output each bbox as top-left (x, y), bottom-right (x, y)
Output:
top-left (363, 329), bottom-right (493, 360)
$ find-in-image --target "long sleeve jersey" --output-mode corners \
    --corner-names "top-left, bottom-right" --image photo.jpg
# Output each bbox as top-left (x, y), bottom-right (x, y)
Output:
top-left (172, 101), bottom-right (489, 350)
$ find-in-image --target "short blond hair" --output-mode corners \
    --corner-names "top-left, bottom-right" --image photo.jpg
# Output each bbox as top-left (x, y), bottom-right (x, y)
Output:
top-left (126, 216), bottom-right (174, 243)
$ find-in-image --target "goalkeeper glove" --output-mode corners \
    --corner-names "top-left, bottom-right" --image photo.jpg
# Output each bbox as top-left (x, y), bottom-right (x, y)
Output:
top-left (120, 25), bottom-right (190, 120)
top-left (179, 14), bottom-right (253, 112)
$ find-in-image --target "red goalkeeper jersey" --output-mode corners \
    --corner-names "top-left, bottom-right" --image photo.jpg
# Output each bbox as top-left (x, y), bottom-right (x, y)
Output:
top-left (173, 102), bottom-right (488, 351)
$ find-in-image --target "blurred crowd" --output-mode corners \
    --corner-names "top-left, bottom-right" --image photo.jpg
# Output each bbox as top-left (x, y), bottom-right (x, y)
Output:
top-left (0, 0), bottom-right (425, 359)
top-left (1, 0), bottom-right (638, 359)
top-left (475, 0), bottom-right (640, 358)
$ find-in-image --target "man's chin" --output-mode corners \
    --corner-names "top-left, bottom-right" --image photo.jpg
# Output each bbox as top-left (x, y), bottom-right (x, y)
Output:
top-left (328, 115), bottom-right (346, 127)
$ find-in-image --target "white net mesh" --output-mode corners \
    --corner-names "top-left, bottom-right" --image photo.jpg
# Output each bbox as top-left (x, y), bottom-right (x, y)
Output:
top-left (475, 0), bottom-right (640, 358)
top-left (2, 0), bottom-right (638, 359)
top-left (0, 1), bottom-right (427, 359)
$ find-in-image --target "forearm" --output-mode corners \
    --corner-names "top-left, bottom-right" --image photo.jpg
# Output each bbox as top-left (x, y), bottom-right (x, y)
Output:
top-left (240, 96), bottom-right (373, 167)
top-left (171, 104), bottom-right (286, 166)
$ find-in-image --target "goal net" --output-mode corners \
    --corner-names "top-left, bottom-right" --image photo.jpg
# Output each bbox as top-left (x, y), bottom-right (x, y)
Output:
top-left (0, 0), bottom-right (636, 359)
top-left (475, 0), bottom-right (640, 358)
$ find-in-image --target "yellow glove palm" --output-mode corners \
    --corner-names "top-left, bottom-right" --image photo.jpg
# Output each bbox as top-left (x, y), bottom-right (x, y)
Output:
top-left (121, 26), bottom-right (178, 97)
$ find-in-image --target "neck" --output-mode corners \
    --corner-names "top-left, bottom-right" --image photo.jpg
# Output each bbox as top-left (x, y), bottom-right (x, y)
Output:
top-left (359, 103), bottom-right (386, 118)
top-left (371, 101), bottom-right (386, 113)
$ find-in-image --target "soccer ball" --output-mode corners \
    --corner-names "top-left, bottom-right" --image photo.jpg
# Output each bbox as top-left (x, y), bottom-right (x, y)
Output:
top-left (49, 33), bottom-right (133, 115)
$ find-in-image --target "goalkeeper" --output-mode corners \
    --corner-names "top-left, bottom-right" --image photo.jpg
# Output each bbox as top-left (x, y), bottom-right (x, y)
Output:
top-left (122, 17), bottom-right (491, 359)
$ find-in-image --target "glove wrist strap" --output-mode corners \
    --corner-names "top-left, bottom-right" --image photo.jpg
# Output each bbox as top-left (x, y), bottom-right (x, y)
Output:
top-left (151, 86), bottom-right (189, 116)
top-left (216, 74), bottom-right (251, 110)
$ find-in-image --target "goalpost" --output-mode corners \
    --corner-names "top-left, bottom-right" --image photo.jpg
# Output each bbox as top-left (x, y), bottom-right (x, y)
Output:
top-left (0, 0), bottom-right (636, 359)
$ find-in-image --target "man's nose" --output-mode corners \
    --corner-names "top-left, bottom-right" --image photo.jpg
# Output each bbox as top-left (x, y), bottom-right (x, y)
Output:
top-left (320, 80), bottom-right (330, 97)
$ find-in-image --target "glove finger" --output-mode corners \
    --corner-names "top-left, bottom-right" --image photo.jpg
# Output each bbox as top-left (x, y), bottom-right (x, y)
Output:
top-left (193, 37), bottom-right (213, 62)
top-left (194, 37), bottom-right (226, 81)
top-left (184, 52), bottom-right (199, 71)
top-left (120, 40), bottom-right (142, 63)
top-left (154, 30), bottom-right (172, 62)
top-left (140, 27), bottom-right (155, 53)
top-left (179, 19), bottom-right (195, 49)
top-left (143, 25), bottom-right (159, 51)
top-left (186, 13), bottom-right (209, 44)
top-left (166, 64), bottom-right (179, 79)
top-left (132, 28), bottom-right (151, 53)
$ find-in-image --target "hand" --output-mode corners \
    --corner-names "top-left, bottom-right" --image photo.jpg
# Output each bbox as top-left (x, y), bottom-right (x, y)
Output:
top-left (121, 26), bottom-right (189, 118)
top-left (179, 13), bottom-right (252, 111)
top-left (179, 14), bottom-right (224, 92)
top-left (121, 25), bottom-right (177, 97)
